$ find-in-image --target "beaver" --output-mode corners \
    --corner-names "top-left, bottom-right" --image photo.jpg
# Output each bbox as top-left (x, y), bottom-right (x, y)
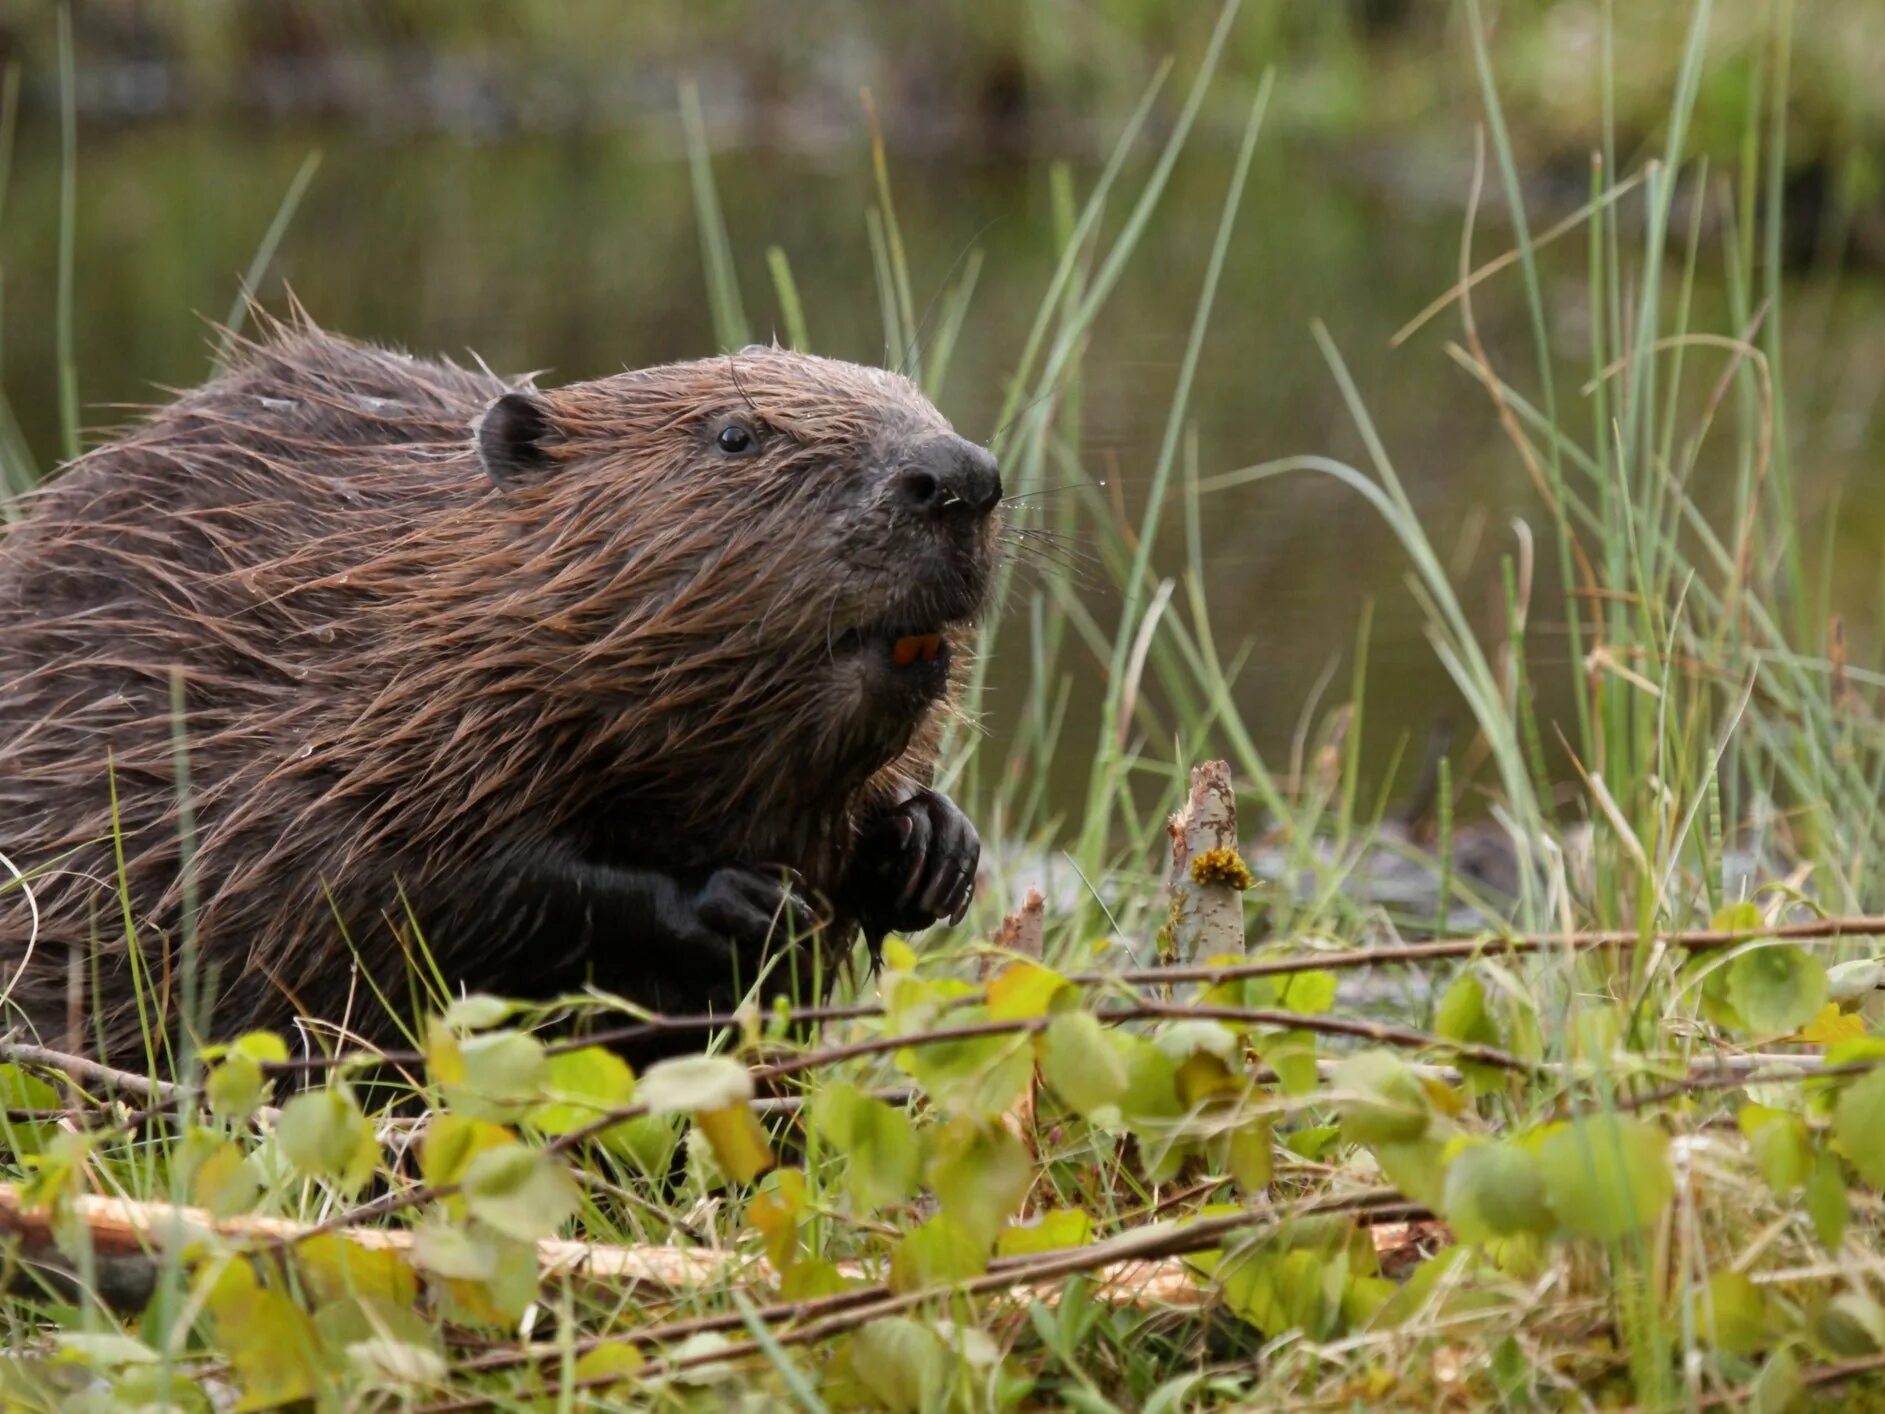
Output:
top-left (0, 316), bottom-right (1001, 1061)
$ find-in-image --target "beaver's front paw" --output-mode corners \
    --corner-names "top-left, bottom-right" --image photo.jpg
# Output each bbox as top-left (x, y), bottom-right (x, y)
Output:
top-left (850, 789), bottom-right (980, 939)
top-left (681, 864), bottom-right (828, 962)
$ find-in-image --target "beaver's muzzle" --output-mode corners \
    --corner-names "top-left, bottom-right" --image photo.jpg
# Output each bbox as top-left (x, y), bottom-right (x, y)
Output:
top-left (892, 434), bottom-right (1003, 520)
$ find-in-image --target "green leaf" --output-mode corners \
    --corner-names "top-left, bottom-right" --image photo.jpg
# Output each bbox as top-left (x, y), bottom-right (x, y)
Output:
top-left (899, 1020), bottom-right (1034, 1119)
top-left (187, 1133), bottom-right (262, 1218)
top-left (441, 994), bottom-right (514, 1032)
top-left (417, 1113), bottom-right (514, 1196)
top-left (927, 1117), bottom-right (1031, 1247)
top-left (1226, 1115), bottom-right (1274, 1195)
top-left (848, 1316), bottom-right (952, 1412)
top-left (1284, 1125), bottom-right (1340, 1160)
top-left (1174, 1049), bottom-right (1243, 1109)
top-left (888, 1215), bottom-right (989, 1292)
top-left (1219, 1246), bottom-right (1343, 1339)
top-left (1834, 1067), bottom-right (1885, 1187)
top-left (1827, 958), bottom-right (1885, 1001)
top-left (1747, 1346), bottom-right (1801, 1414)
top-left (460, 1144), bottom-right (580, 1243)
top-left (200, 1259), bottom-right (326, 1409)
top-left (50, 1332), bottom-right (159, 1367)
top-left (206, 1053), bottom-right (267, 1122)
top-left (1113, 1032), bottom-right (1185, 1125)
top-left (1040, 1010), bottom-right (1128, 1117)
top-left (276, 1086), bottom-right (376, 1195)
top-left (1701, 1270), bottom-right (1768, 1356)
top-left (600, 1113), bottom-right (682, 1178)
top-left (1257, 1030), bottom-right (1319, 1096)
top-left (808, 1082), bottom-right (922, 1212)
top-left (1334, 1050), bottom-right (1433, 1145)
top-left (1727, 945), bottom-right (1828, 1035)
top-left (1434, 973), bottom-right (1507, 1091)
top-left (571, 1342), bottom-right (645, 1397)
top-left (1713, 901), bottom-right (1765, 933)
top-left (434, 1027), bottom-right (548, 1120)
top-left (1276, 969), bottom-right (1338, 1015)
top-left (436, 1230), bottom-right (539, 1328)
top-left (0, 1064), bottom-right (61, 1156)
top-left (997, 1208), bottom-right (1093, 1258)
top-left (1806, 1149), bottom-right (1850, 1250)
top-left (1537, 1115), bottom-right (1674, 1241)
top-left (528, 1046), bottom-right (636, 1136)
top-left (1373, 1136), bottom-right (1453, 1211)
top-left (1818, 1292), bottom-right (1885, 1355)
top-left (637, 1054), bottom-right (753, 1114)
top-left (345, 1336), bottom-right (448, 1390)
top-left (297, 1232), bottom-right (419, 1310)
top-left (1739, 1104), bottom-right (1811, 1195)
top-left (1443, 1140), bottom-right (1553, 1242)
top-left (203, 1032), bottom-right (285, 1122)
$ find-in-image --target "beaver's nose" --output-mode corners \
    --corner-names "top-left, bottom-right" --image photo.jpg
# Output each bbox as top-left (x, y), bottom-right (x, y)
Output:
top-left (894, 435), bottom-right (1003, 519)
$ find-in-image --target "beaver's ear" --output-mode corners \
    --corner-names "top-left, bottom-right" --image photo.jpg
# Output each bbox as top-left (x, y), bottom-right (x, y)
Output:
top-left (477, 391), bottom-right (559, 487)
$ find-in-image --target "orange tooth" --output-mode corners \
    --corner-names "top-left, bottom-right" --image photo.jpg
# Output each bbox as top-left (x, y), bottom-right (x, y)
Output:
top-left (892, 635), bottom-right (921, 667)
top-left (918, 634), bottom-right (942, 662)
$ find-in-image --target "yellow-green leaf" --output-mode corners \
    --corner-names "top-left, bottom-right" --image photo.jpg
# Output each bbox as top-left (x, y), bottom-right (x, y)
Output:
top-left (694, 1101), bottom-right (773, 1185)
top-left (1040, 1010), bottom-right (1127, 1116)
top-left (1800, 1003), bottom-right (1867, 1045)
top-left (986, 960), bottom-right (1070, 1020)
top-left (529, 1046), bottom-right (636, 1136)
top-left (996, 1208), bottom-right (1093, 1258)
top-left (928, 1117), bottom-right (1031, 1247)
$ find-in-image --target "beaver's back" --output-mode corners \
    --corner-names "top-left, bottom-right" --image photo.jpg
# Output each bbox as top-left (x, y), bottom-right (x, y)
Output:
top-left (0, 327), bottom-right (520, 1053)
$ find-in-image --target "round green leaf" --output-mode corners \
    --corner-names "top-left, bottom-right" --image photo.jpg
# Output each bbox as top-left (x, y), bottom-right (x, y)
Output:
top-left (276, 1086), bottom-right (376, 1194)
top-left (1443, 1140), bottom-right (1553, 1241)
top-left (461, 1144), bottom-right (580, 1243)
top-left (1538, 1115), bottom-right (1674, 1240)
top-left (637, 1054), bottom-right (753, 1114)
top-left (1834, 1067), bottom-right (1885, 1188)
top-left (1726, 944), bottom-right (1828, 1035)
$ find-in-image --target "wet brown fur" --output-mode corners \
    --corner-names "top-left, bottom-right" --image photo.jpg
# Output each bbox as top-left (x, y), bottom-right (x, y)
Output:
top-left (0, 314), bottom-right (990, 1058)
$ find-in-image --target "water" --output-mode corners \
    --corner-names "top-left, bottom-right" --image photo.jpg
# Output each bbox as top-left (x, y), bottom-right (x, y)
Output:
top-left (4, 121), bottom-right (1883, 819)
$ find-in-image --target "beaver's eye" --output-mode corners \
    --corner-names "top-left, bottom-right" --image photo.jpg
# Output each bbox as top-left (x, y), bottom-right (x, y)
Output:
top-left (717, 422), bottom-right (756, 456)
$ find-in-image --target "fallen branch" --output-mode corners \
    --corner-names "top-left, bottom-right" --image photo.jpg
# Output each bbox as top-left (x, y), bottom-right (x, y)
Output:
top-left (0, 1181), bottom-right (1431, 1335)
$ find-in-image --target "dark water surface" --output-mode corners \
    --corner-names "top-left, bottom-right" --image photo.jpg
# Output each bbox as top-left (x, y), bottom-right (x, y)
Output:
top-left (4, 121), bottom-right (1883, 812)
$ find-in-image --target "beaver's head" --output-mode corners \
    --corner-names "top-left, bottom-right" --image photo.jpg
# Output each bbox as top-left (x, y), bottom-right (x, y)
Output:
top-left (472, 346), bottom-right (1002, 789)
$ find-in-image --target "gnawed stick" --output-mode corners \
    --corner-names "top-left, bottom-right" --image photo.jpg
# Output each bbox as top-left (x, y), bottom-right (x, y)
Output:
top-left (1165, 759), bottom-right (1251, 965)
top-left (984, 887), bottom-right (1047, 1149)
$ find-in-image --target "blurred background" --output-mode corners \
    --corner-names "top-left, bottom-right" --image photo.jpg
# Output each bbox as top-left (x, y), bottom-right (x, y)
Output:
top-left (0, 1), bottom-right (1881, 805)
